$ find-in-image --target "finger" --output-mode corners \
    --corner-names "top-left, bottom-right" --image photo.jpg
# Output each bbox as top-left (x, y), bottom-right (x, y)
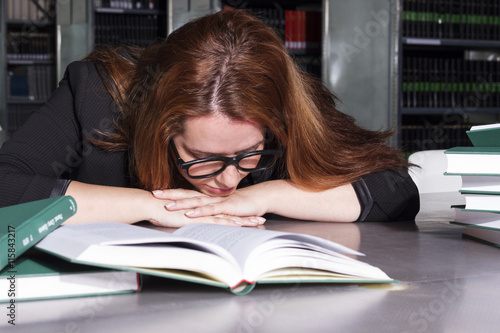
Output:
top-left (184, 203), bottom-right (221, 217)
top-left (191, 212), bottom-right (266, 227)
top-left (151, 214), bottom-right (244, 228)
top-left (183, 204), bottom-right (266, 226)
top-left (239, 216), bottom-right (266, 226)
top-left (212, 216), bottom-right (266, 227)
top-left (165, 196), bottom-right (223, 211)
top-left (152, 188), bottom-right (206, 200)
top-left (193, 215), bottom-right (244, 227)
top-left (229, 216), bottom-right (266, 227)
top-left (249, 216), bottom-right (267, 225)
top-left (237, 217), bottom-right (263, 227)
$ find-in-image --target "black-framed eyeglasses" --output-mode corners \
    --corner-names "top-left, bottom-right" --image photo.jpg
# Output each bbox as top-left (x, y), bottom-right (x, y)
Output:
top-left (171, 139), bottom-right (283, 179)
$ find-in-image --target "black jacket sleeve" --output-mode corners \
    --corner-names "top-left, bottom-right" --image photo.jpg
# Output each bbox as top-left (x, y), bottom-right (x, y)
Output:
top-left (248, 164), bottom-right (420, 222)
top-left (352, 169), bottom-right (420, 222)
top-left (0, 61), bottom-right (129, 208)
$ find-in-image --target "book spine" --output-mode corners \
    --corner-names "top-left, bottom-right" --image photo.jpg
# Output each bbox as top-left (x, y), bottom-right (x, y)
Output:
top-left (1, 196), bottom-right (77, 271)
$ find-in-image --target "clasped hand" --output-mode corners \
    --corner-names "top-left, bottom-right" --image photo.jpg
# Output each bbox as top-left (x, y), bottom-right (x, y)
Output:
top-left (151, 186), bottom-right (268, 227)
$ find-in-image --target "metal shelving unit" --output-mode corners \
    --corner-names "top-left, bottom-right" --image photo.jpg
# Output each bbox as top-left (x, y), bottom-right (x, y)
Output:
top-left (398, 0), bottom-right (500, 153)
top-left (322, 0), bottom-right (398, 137)
top-left (0, 0), bottom-right (58, 143)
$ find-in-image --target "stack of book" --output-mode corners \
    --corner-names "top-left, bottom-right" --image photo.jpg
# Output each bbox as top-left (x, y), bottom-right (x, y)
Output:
top-left (445, 123), bottom-right (500, 247)
top-left (0, 196), bottom-right (141, 303)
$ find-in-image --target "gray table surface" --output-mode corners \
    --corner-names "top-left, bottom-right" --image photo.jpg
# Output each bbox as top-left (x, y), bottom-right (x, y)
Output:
top-left (3, 192), bottom-right (500, 333)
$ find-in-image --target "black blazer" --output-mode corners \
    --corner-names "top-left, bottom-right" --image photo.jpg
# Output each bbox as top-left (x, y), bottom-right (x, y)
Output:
top-left (0, 61), bottom-right (420, 221)
top-left (0, 61), bottom-right (130, 206)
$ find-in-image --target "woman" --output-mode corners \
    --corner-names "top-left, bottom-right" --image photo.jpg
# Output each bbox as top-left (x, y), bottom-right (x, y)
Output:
top-left (0, 10), bottom-right (419, 226)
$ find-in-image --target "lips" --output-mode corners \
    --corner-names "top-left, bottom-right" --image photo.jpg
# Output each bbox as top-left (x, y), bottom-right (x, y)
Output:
top-left (205, 185), bottom-right (235, 196)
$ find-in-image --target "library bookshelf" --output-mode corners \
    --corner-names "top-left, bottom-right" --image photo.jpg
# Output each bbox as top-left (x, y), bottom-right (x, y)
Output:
top-left (1, 1), bottom-right (324, 145)
top-left (399, 0), bottom-right (500, 153)
top-left (0, 0), bottom-right (57, 139)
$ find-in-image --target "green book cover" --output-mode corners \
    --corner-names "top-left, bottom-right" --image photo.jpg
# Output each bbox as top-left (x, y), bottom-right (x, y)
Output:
top-left (466, 124), bottom-right (500, 147)
top-left (459, 190), bottom-right (500, 195)
top-left (0, 249), bottom-right (140, 302)
top-left (0, 196), bottom-right (77, 271)
top-left (445, 146), bottom-right (500, 154)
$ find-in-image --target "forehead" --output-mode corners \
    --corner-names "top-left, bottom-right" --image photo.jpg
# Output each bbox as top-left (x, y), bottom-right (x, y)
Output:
top-left (179, 115), bottom-right (265, 153)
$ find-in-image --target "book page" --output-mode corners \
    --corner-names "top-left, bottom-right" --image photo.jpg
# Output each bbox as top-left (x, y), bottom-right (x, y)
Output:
top-left (471, 220), bottom-right (500, 230)
top-left (174, 224), bottom-right (362, 267)
top-left (469, 123), bottom-right (500, 131)
top-left (36, 223), bottom-right (243, 286)
top-left (36, 223), bottom-right (234, 265)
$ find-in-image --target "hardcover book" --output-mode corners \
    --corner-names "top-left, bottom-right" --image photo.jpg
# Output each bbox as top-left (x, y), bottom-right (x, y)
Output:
top-left (453, 205), bottom-right (500, 225)
top-left (35, 222), bottom-right (395, 295)
top-left (444, 146), bottom-right (500, 175)
top-left (462, 227), bottom-right (500, 248)
top-left (459, 175), bottom-right (500, 193)
top-left (0, 196), bottom-right (77, 271)
top-left (459, 192), bottom-right (500, 212)
top-left (466, 123), bottom-right (500, 147)
top-left (0, 249), bottom-right (140, 302)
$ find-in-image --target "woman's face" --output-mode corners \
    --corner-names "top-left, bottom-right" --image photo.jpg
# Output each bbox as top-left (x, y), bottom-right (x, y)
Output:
top-left (172, 114), bottom-right (266, 197)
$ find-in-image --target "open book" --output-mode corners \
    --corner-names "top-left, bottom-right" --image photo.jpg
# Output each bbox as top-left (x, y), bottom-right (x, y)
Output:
top-left (36, 223), bottom-right (395, 295)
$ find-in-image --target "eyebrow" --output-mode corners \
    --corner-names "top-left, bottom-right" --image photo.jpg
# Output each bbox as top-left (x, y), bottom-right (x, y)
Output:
top-left (185, 139), bottom-right (265, 157)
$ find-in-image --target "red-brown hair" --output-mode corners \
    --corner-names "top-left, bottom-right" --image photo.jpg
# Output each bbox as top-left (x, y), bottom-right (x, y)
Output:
top-left (84, 9), bottom-right (409, 191)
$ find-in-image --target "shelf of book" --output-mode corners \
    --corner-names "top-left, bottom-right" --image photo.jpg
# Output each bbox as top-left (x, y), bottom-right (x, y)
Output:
top-left (95, 8), bottom-right (162, 15)
top-left (5, 19), bottom-right (55, 27)
top-left (403, 37), bottom-right (500, 48)
top-left (221, 0), bottom-right (323, 78)
top-left (1, 0), bottom-right (57, 140)
top-left (93, 0), bottom-right (166, 48)
top-left (399, 0), bottom-right (500, 154)
top-left (401, 108), bottom-right (500, 115)
top-left (93, 0), bottom-right (159, 10)
top-left (400, 120), bottom-right (471, 152)
top-left (402, 0), bottom-right (500, 41)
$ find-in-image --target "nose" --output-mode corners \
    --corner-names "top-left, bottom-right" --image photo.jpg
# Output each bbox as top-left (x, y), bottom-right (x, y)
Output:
top-left (214, 164), bottom-right (242, 189)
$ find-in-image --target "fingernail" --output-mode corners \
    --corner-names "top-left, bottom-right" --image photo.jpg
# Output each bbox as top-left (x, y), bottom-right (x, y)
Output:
top-left (185, 210), bottom-right (195, 216)
top-left (165, 202), bottom-right (176, 209)
top-left (152, 190), bottom-right (163, 195)
top-left (251, 217), bottom-right (266, 224)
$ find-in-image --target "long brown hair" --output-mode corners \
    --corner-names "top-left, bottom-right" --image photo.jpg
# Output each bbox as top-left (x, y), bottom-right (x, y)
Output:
top-left (85, 9), bottom-right (409, 191)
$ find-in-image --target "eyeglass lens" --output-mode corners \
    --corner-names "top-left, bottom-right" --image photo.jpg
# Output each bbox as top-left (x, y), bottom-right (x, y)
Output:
top-left (187, 154), bottom-right (269, 177)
